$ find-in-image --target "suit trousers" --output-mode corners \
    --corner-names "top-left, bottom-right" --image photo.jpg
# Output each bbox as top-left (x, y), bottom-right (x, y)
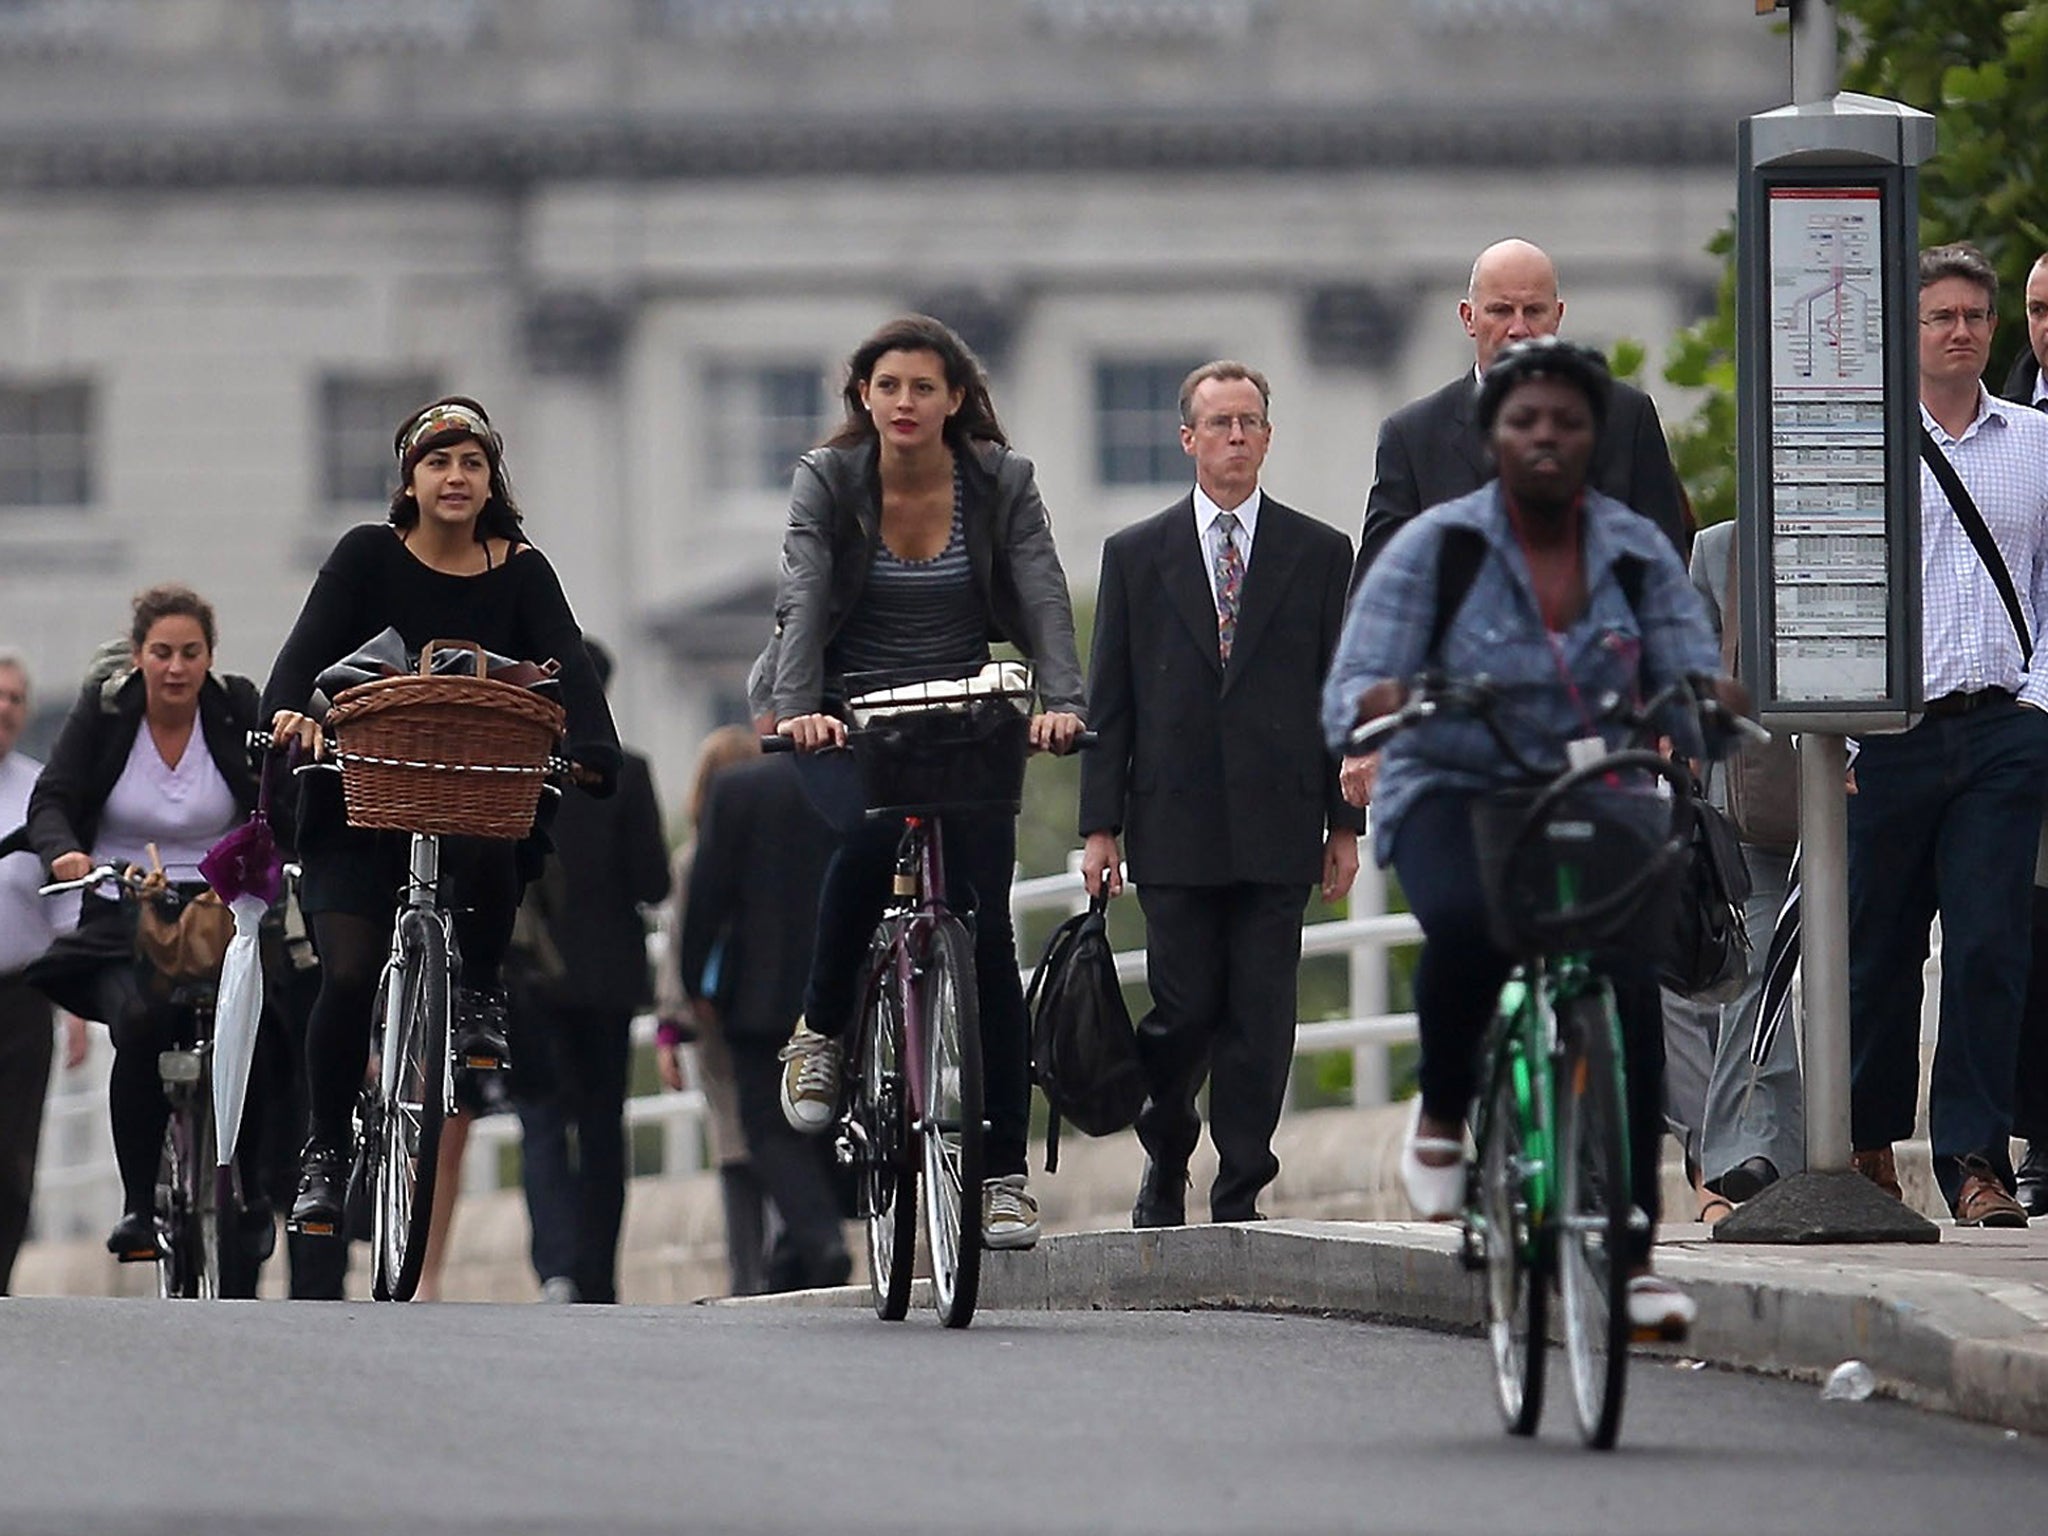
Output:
top-left (730, 1034), bottom-right (850, 1287)
top-left (0, 974), bottom-right (53, 1293)
top-left (1133, 881), bottom-right (1310, 1220)
top-left (1847, 701), bottom-right (2048, 1206)
top-left (515, 1004), bottom-right (632, 1304)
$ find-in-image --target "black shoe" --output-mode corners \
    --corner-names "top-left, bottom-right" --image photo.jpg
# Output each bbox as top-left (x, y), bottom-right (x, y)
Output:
top-left (106, 1210), bottom-right (161, 1262)
top-left (2016, 1142), bottom-right (2048, 1218)
top-left (454, 987), bottom-right (511, 1073)
top-left (1211, 1208), bottom-right (1267, 1224)
top-left (1132, 1157), bottom-right (1188, 1229)
top-left (1708, 1155), bottom-right (1780, 1205)
top-left (289, 1141), bottom-right (348, 1236)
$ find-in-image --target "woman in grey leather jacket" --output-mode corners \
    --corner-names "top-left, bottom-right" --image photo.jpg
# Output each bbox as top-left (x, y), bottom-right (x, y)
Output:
top-left (770, 314), bottom-right (1084, 1251)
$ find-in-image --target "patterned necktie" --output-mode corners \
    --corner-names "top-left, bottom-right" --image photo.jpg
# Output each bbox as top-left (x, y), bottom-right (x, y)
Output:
top-left (1214, 511), bottom-right (1244, 664)
top-left (2034, 397), bottom-right (2048, 413)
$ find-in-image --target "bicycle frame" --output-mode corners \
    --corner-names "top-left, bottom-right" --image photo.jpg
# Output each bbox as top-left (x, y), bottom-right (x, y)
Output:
top-left (382, 829), bottom-right (453, 1117)
top-left (888, 813), bottom-right (950, 1125)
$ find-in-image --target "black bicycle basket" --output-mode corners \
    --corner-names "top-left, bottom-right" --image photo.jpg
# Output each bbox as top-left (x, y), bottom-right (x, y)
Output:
top-left (844, 666), bottom-right (1034, 815)
top-left (1469, 780), bottom-right (1680, 957)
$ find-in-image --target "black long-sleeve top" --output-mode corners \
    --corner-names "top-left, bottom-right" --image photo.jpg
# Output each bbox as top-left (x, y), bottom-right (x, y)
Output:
top-left (262, 524), bottom-right (621, 786)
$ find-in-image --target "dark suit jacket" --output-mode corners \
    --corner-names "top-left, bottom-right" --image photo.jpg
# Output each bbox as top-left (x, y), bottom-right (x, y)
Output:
top-left (1350, 371), bottom-right (1690, 589)
top-left (540, 749), bottom-right (670, 1014)
top-left (2001, 348), bottom-right (2042, 406)
top-left (1080, 494), bottom-right (1364, 887)
top-left (677, 755), bottom-right (838, 1042)
top-left (15, 670), bottom-right (261, 870)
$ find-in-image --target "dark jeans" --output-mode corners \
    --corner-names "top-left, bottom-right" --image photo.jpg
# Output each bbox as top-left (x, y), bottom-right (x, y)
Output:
top-left (802, 807), bottom-right (1030, 1177)
top-left (1847, 700), bottom-right (2048, 1205)
top-left (1133, 881), bottom-right (1309, 1220)
top-left (0, 975), bottom-right (53, 1293)
top-left (2017, 885), bottom-right (2048, 1147)
top-left (1392, 791), bottom-right (1665, 1262)
top-left (515, 1004), bottom-right (632, 1304)
top-left (731, 1035), bottom-right (849, 1288)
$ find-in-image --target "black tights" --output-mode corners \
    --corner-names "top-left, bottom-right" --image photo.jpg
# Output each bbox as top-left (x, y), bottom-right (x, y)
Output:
top-left (82, 963), bottom-right (173, 1219)
top-left (302, 863), bottom-right (517, 1150)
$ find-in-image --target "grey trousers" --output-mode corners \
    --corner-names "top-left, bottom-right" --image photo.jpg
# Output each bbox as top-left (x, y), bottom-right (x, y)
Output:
top-left (1662, 846), bottom-right (1803, 1187)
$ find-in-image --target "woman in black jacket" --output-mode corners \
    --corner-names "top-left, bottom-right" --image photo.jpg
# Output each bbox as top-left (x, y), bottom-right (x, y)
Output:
top-left (769, 315), bottom-right (1085, 1251)
top-left (24, 585), bottom-right (259, 1260)
top-left (264, 395), bottom-right (619, 1237)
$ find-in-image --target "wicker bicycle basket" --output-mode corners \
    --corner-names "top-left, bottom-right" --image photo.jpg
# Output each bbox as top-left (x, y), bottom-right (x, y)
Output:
top-left (324, 639), bottom-right (566, 840)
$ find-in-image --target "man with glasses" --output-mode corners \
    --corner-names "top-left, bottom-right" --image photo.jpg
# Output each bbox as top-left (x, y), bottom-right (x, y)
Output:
top-left (1349, 237), bottom-right (1689, 591)
top-left (1081, 361), bottom-right (1362, 1227)
top-left (1998, 249), bottom-right (2048, 1216)
top-left (1846, 243), bottom-right (2048, 1227)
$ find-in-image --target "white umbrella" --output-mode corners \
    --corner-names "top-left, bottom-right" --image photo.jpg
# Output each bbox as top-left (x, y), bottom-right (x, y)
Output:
top-left (211, 891), bottom-right (269, 1169)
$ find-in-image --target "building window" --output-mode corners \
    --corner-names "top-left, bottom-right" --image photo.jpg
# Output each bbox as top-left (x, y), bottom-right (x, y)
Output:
top-left (0, 380), bottom-right (92, 507)
top-left (320, 373), bottom-right (438, 509)
top-left (1030, 0), bottom-right (1265, 41)
top-left (282, 0), bottom-right (489, 52)
top-left (649, 0), bottom-right (893, 40)
top-left (1094, 358), bottom-right (1202, 487)
top-left (704, 362), bottom-right (826, 493)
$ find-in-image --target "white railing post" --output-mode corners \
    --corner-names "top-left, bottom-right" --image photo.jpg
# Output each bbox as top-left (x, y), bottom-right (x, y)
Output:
top-left (1346, 861), bottom-right (1392, 1107)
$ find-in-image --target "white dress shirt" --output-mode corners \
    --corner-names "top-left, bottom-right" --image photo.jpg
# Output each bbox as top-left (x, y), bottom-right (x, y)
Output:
top-left (0, 750), bottom-right (70, 975)
top-left (1192, 483), bottom-right (1263, 609)
top-left (1918, 388), bottom-right (2048, 709)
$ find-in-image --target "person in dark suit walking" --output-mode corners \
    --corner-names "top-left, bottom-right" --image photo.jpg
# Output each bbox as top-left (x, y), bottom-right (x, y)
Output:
top-left (1080, 360), bottom-right (1363, 1226)
top-left (514, 640), bottom-right (671, 1304)
top-left (676, 738), bottom-right (849, 1291)
top-left (2001, 248), bottom-right (2048, 1217)
top-left (1349, 238), bottom-right (1689, 591)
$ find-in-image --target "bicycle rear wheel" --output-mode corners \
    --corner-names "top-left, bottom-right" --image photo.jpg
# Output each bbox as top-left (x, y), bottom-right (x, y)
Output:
top-left (857, 931), bottom-right (916, 1322)
top-left (1555, 989), bottom-right (1632, 1450)
top-left (1476, 1036), bottom-right (1546, 1436)
top-left (919, 915), bottom-right (983, 1329)
top-left (371, 908), bottom-right (450, 1302)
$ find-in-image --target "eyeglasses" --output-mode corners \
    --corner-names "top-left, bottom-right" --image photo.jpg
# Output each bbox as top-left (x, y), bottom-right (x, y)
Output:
top-left (1194, 412), bottom-right (1270, 434)
top-left (1919, 307), bottom-right (1994, 331)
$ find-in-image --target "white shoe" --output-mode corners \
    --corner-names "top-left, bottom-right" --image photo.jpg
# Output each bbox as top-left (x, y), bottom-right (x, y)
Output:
top-left (777, 1020), bottom-right (842, 1133)
top-left (982, 1174), bottom-right (1041, 1251)
top-left (1399, 1097), bottom-right (1465, 1220)
top-left (1626, 1274), bottom-right (1697, 1341)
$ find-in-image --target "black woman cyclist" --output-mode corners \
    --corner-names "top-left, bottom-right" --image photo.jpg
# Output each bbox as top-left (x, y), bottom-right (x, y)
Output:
top-left (1323, 337), bottom-right (1749, 1338)
top-left (265, 396), bottom-right (619, 1235)
top-left (766, 315), bottom-right (1085, 1251)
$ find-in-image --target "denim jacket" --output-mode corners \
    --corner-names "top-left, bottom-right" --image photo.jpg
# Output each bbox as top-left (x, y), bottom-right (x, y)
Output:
top-left (1322, 483), bottom-right (1718, 863)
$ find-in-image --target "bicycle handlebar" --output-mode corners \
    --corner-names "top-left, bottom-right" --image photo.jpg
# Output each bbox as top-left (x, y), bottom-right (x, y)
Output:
top-left (39, 863), bottom-right (137, 898)
top-left (758, 729), bottom-right (1098, 755)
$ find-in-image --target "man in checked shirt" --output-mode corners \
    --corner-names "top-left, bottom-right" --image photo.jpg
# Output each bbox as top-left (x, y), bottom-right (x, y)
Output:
top-left (1847, 243), bottom-right (2048, 1227)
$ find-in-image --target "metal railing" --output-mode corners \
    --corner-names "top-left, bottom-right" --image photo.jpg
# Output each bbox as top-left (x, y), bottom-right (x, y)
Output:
top-left (31, 860), bottom-right (1423, 1236)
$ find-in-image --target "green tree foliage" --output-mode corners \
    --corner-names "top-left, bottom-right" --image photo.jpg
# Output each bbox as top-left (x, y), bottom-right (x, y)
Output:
top-left (1660, 1), bottom-right (2048, 528)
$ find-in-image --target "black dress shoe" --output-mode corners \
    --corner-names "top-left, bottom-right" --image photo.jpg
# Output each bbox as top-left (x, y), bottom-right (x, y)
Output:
top-left (2016, 1142), bottom-right (2048, 1218)
top-left (1708, 1155), bottom-right (1780, 1205)
top-left (106, 1210), bottom-right (161, 1262)
top-left (289, 1141), bottom-right (348, 1236)
top-left (1132, 1158), bottom-right (1187, 1228)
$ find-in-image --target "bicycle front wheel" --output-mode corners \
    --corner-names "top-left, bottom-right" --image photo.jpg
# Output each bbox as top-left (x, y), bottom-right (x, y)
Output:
top-left (156, 1079), bottom-right (219, 1300)
top-left (919, 915), bottom-right (983, 1329)
top-left (858, 931), bottom-right (916, 1322)
top-left (1477, 1038), bottom-right (1546, 1436)
top-left (371, 908), bottom-right (450, 1302)
top-left (1555, 989), bottom-right (1632, 1450)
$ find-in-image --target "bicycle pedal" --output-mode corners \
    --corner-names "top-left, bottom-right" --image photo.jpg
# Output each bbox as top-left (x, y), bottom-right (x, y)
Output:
top-left (113, 1243), bottom-right (164, 1264)
top-left (461, 1054), bottom-right (508, 1072)
top-left (287, 1217), bottom-right (339, 1239)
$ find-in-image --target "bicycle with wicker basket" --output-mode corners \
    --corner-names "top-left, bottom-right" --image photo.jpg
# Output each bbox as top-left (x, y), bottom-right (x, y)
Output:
top-left (279, 638), bottom-right (568, 1301)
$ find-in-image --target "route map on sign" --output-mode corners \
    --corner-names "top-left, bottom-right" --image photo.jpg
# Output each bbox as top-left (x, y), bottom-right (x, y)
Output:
top-left (1766, 186), bottom-right (1890, 702)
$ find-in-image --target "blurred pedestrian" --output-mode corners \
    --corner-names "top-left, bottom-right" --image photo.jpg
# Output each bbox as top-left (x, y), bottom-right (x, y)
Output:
top-left (1081, 360), bottom-right (1361, 1227)
top-left (655, 724), bottom-right (772, 1296)
top-left (514, 639), bottom-right (671, 1304)
top-left (677, 719), bottom-right (848, 1292)
top-left (0, 651), bottom-right (71, 1292)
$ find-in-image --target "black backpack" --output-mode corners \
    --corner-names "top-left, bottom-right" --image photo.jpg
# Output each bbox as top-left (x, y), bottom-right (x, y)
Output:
top-left (1025, 892), bottom-right (1144, 1172)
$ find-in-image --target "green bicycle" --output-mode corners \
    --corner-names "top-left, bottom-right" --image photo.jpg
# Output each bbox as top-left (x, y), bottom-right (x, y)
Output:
top-left (1353, 672), bottom-right (1760, 1449)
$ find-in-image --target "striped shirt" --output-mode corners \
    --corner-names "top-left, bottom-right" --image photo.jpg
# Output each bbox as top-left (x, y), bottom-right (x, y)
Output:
top-left (1917, 389), bottom-right (2048, 710)
top-left (827, 469), bottom-right (990, 687)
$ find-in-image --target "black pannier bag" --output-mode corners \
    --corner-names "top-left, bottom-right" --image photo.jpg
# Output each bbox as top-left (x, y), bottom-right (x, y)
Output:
top-left (1025, 891), bottom-right (1144, 1172)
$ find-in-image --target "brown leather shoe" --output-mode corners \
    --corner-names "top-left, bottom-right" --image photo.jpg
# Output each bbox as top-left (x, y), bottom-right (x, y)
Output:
top-left (1851, 1146), bottom-right (1902, 1200)
top-left (1953, 1157), bottom-right (2029, 1229)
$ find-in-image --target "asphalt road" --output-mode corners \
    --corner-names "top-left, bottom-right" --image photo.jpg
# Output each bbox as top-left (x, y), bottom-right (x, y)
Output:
top-left (1, 1298), bottom-right (2042, 1536)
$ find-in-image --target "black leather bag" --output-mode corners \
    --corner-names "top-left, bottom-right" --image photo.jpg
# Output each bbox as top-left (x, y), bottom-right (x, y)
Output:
top-left (1026, 891), bottom-right (1144, 1172)
top-left (1661, 768), bottom-right (1754, 1003)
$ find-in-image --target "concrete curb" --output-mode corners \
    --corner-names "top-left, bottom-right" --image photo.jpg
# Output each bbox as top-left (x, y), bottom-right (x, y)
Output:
top-left (735, 1219), bottom-right (2048, 1438)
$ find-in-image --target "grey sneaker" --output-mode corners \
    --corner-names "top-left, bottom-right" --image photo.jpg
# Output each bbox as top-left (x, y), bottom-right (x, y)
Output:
top-left (982, 1174), bottom-right (1041, 1251)
top-left (777, 1020), bottom-right (842, 1133)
